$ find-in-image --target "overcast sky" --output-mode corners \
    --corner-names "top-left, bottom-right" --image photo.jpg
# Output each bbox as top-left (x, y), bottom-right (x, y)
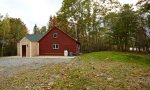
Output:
top-left (0, 0), bottom-right (138, 34)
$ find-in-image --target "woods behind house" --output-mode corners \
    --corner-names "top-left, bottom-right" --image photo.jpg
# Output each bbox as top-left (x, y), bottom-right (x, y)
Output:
top-left (56, 0), bottom-right (150, 53)
top-left (0, 0), bottom-right (150, 56)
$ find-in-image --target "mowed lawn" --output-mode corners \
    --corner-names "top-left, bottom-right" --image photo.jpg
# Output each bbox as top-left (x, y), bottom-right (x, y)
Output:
top-left (1, 51), bottom-right (150, 90)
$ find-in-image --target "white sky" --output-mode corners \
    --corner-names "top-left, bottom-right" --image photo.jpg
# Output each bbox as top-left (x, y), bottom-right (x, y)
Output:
top-left (119, 0), bottom-right (138, 5)
top-left (0, 0), bottom-right (138, 34)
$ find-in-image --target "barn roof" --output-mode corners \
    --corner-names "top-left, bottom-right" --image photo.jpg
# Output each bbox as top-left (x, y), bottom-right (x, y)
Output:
top-left (26, 34), bottom-right (44, 42)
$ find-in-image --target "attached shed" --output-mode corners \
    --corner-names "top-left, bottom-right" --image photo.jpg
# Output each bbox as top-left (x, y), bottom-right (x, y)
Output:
top-left (17, 34), bottom-right (43, 57)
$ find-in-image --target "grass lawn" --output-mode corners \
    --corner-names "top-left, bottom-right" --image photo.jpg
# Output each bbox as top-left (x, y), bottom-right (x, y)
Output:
top-left (1, 51), bottom-right (150, 90)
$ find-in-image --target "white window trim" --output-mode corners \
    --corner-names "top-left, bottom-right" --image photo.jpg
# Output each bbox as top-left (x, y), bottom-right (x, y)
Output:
top-left (53, 33), bottom-right (58, 38)
top-left (52, 44), bottom-right (59, 49)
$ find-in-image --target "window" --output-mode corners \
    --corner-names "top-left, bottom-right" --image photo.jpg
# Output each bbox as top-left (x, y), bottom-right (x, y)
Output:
top-left (53, 33), bottom-right (58, 38)
top-left (52, 44), bottom-right (59, 49)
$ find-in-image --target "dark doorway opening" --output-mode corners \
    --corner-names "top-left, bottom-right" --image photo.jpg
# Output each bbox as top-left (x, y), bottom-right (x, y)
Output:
top-left (22, 45), bottom-right (26, 57)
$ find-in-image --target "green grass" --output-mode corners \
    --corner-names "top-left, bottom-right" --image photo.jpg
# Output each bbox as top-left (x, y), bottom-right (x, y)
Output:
top-left (53, 52), bottom-right (150, 89)
top-left (1, 51), bottom-right (150, 90)
top-left (81, 51), bottom-right (150, 66)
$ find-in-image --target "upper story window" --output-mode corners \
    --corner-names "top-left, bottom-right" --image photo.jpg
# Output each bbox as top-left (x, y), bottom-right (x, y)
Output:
top-left (53, 33), bottom-right (58, 38)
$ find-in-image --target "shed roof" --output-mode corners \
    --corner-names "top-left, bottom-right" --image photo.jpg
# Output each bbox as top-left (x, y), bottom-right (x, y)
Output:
top-left (26, 34), bottom-right (44, 42)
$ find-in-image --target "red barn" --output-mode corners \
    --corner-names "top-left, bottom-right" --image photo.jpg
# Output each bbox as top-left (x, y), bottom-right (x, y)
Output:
top-left (17, 27), bottom-right (80, 57)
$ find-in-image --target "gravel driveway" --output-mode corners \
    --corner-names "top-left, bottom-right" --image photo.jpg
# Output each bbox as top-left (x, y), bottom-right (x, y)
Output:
top-left (0, 57), bottom-right (72, 79)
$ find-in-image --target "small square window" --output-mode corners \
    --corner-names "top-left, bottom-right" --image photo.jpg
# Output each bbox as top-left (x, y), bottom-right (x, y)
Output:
top-left (53, 33), bottom-right (58, 38)
top-left (52, 44), bottom-right (59, 49)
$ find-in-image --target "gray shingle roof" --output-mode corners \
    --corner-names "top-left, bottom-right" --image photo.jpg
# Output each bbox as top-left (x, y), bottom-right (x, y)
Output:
top-left (26, 34), bottom-right (44, 42)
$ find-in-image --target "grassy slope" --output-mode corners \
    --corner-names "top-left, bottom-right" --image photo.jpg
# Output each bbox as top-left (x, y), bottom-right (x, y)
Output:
top-left (1, 51), bottom-right (150, 90)
top-left (53, 52), bottom-right (150, 90)
top-left (82, 51), bottom-right (150, 66)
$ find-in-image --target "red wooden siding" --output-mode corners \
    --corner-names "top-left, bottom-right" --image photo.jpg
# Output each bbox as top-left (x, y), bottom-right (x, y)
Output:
top-left (39, 27), bottom-right (80, 56)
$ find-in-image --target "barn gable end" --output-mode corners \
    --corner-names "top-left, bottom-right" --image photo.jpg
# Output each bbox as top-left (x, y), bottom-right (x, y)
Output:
top-left (39, 27), bottom-right (80, 56)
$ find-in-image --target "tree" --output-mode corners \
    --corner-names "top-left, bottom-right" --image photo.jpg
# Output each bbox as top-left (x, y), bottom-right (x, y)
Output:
top-left (39, 26), bottom-right (47, 34)
top-left (8, 18), bottom-right (28, 55)
top-left (0, 14), bottom-right (28, 56)
top-left (57, 0), bottom-right (120, 52)
top-left (137, 0), bottom-right (150, 52)
top-left (56, 0), bottom-right (149, 53)
top-left (0, 15), bottom-right (10, 56)
top-left (105, 4), bottom-right (139, 51)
